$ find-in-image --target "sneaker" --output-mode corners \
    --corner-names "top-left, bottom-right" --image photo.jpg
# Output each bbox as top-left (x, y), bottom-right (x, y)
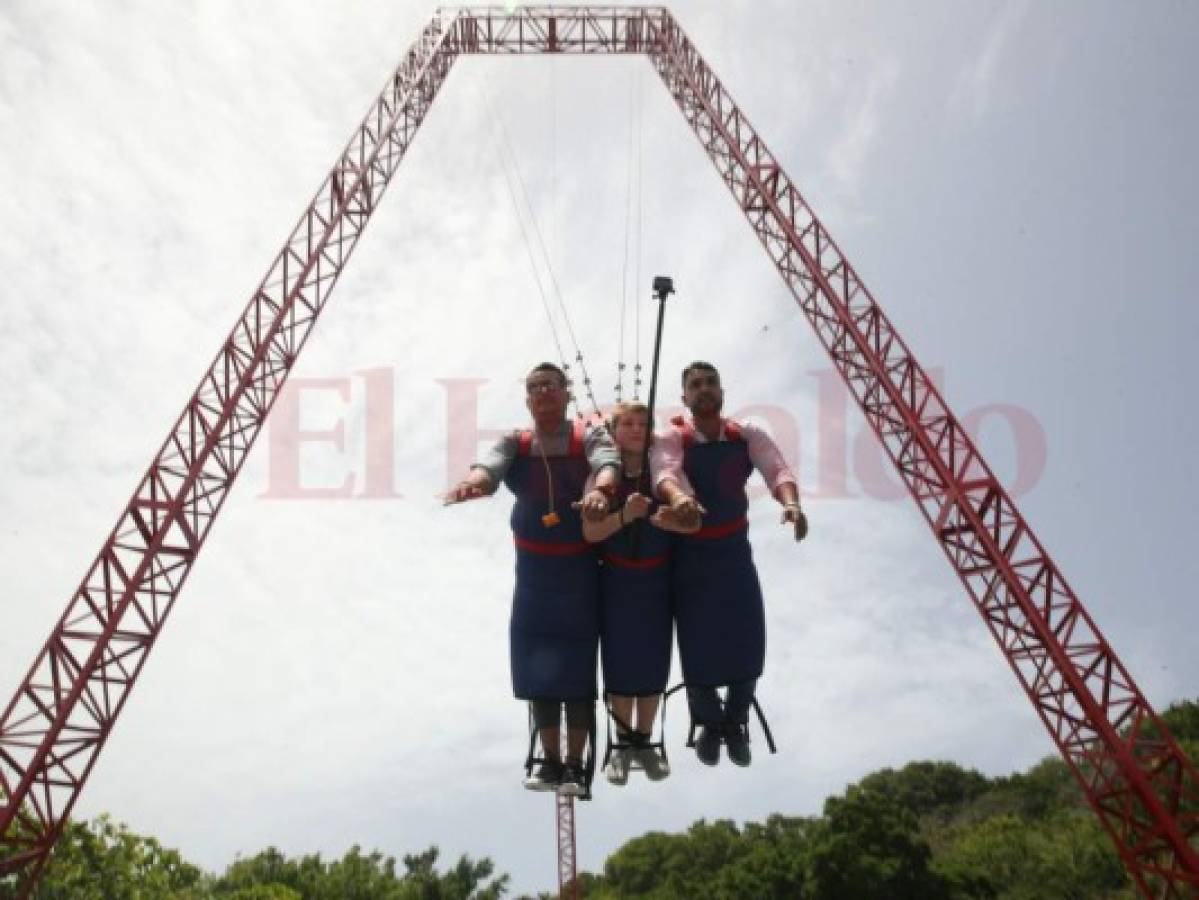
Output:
top-left (558, 761), bottom-right (587, 797)
top-left (725, 722), bottom-right (752, 767)
top-left (605, 748), bottom-right (631, 786)
top-left (637, 745), bottom-right (671, 781)
top-left (694, 725), bottom-right (721, 767)
top-left (523, 760), bottom-right (563, 792)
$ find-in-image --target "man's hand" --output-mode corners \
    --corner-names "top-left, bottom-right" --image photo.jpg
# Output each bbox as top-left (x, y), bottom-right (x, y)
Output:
top-left (443, 481), bottom-right (487, 505)
top-left (670, 494), bottom-right (706, 530)
top-left (579, 488), bottom-right (611, 523)
top-left (623, 492), bottom-right (651, 522)
top-left (781, 504), bottom-right (808, 542)
top-left (649, 505), bottom-right (696, 532)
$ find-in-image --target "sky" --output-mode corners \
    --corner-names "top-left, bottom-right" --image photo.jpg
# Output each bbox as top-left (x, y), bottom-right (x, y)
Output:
top-left (1, 0), bottom-right (1197, 894)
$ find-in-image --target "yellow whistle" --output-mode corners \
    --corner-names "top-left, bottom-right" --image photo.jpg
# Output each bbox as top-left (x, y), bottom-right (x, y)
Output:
top-left (541, 511), bottom-right (561, 527)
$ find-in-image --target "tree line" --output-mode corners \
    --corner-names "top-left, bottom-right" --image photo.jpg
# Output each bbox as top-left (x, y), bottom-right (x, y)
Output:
top-left (3, 699), bottom-right (1195, 899)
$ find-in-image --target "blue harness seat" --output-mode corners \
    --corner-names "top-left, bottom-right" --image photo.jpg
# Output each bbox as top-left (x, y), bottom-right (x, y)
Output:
top-left (670, 417), bottom-right (766, 689)
top-left (503, 421), bottom-right (600, 701)
top-left (598, 474), bottom-right (673, 696)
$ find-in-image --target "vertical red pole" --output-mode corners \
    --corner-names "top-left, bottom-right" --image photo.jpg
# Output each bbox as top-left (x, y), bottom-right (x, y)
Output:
top-left (557, 793), bottom-right (578, 900)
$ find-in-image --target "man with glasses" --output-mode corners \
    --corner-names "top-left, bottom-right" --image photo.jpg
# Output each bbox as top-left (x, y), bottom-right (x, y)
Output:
top-left (653, 361), bottom-right (808, 768)
top-left (446, 362), bottom-right (618, 796)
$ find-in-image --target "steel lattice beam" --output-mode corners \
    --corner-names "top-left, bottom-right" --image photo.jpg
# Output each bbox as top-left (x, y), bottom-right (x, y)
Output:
top-left (557, 793), bottom-right (578, 900)
top-left (2, 6), bottom-right (1196, 897)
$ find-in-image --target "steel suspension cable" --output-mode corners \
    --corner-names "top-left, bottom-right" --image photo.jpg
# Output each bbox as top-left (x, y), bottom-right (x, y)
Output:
top-left (481, 82), bottom-right (568, 371)
top-left (616, 65), bottom-right (638, 404)
top-left (633, 64), bottom-right (645, 401)
top-left (482, 78), bottom-right (605, 425)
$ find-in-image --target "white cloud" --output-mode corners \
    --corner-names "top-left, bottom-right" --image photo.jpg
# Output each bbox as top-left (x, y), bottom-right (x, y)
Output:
top-left (825, 56), bottom-right (901, 200)
top-left (951, 0), bottom-right (1032, 121)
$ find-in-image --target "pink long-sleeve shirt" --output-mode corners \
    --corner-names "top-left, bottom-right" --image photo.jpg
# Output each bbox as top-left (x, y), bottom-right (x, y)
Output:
top-left (650, 417), bottom-right (798, 498)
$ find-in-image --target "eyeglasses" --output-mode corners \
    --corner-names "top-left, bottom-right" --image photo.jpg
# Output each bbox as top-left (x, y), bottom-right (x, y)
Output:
top-left (526, 380), bottom-right (565, 395)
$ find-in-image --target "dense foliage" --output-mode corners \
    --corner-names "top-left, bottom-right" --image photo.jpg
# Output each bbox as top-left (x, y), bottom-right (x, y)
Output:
top-left (577, 698), bottom-right (1198, 899)
top-left (2, 699), bottom-right (1194, 899)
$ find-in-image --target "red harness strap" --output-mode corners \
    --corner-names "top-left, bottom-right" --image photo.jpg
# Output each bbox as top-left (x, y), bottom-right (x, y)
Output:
top-left (670, 415), bottom-right (743, 449)
top-left (691, 517), bottom-right (749, 540)
top-left (516, 420), bottom-right (587, 457)
top-left (603, 551), bottom-right (668, 570)
top-left (514, 534), bottom-right (592, 556)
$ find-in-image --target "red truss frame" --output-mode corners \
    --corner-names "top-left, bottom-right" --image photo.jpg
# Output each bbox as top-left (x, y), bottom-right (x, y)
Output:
top-left (2, 6), bottom-right (1196, 897)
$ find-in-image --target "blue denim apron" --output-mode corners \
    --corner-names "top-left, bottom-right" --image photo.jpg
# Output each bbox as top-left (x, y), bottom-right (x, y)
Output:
top-left (671, 419), bottom-right (766, 688)
top-left (598, 474), bottom-right (673, 696)
top-left (503, 422), bottom-right (600, 701)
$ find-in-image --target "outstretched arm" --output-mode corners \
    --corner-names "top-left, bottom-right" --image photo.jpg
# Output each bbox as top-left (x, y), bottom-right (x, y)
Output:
top-left (443, 431), bottom-right (515, 505)
top-left (773, 480), bottom-right (808, 542)
top-left (743, 421), bottom-right (807, 542)
top-left (443, 466), bottom-right (496, 505)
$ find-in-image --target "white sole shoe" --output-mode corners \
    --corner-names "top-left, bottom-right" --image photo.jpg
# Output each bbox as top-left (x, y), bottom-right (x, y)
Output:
top-left (605, 749), bottom-right (631, 786)
top-left (638, 747), bottom-right (671, 781)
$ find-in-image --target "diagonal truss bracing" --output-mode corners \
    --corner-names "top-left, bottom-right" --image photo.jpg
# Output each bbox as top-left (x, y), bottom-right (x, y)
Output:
top-left (1, 6), bottom-right (1195, 897)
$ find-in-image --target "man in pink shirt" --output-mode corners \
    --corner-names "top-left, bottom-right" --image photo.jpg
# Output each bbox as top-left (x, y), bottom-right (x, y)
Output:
top-left (652, 361), bottom-right (808, 767)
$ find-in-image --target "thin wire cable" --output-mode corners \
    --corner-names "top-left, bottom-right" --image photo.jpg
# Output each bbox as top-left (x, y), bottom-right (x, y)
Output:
top-left (617, 65), bottom-right (638, 405)
top-left (482, 82), bottom-right (567, 369)
top-left (633, 64), bottom-right (645, 401)
top-left (482, 79), bottom-right (606, 428)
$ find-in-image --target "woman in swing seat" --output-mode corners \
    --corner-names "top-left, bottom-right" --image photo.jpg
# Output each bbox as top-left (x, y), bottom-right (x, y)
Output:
top-left (582, 401), bottom-right (697, 785)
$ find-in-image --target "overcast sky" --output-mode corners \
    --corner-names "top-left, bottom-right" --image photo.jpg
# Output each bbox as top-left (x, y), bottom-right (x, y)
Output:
top-left (2, 1), bottom-right (1197, 894)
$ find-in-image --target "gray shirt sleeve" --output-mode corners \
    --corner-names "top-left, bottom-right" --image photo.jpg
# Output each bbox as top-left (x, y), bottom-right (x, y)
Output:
top-left (585, 424), bottom-right (621, 475)
top-left (472, 431), bottom-right (520, 485)
top-left (473, 422), bottom-right (617, 486)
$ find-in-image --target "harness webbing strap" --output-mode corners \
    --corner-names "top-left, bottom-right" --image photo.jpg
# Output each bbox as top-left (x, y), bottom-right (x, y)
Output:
top-left (602, 551), bottom-right (667, 569)
top-left (670, 416), bottom-right (745, 449)
top-left (515, 420), bottom-right (587, 458)
top-left (690, 517), bottom-right (749, 540)
top-left (513, 535), bottom-right (592, 555)
top-left (661, 681), bottom-right (778, 754)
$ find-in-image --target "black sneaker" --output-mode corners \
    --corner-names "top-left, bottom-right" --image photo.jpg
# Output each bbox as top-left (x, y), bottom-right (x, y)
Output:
top-left (694, 725), bottom-right (721, 766)
top-left (725, 722), bottom-right (752, 768)
top-left (523, 760), bottom-right (563, 792)
top-left (558, 761), bottom-right (587, 797)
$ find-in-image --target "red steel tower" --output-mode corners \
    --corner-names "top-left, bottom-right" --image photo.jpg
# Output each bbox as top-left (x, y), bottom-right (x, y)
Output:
top-left (1, 7), bottom-right (1196, 898)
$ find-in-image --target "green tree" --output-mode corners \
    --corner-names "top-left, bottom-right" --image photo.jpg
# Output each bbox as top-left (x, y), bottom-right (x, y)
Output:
top-left (213, 844), bottom-right (507, 899)
top-left (934, 811), bottom-right (1131, 899)
top-left (224, 888), bottom-right (301, 900)
top-left (805, 785), bottom-right (950, 900)
top-left (857, 761), bottom-right (991, 823)
top-left (30, 814), bottom-right (207, 899)
top-left (394, 846), bottom-right (508, 900)
top-left (705, 815), bottom-right (813, 899)
top-left (1159, 698), bottom-right (1199, 743)
top-left (596, 820), bottom-right (754, 898)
